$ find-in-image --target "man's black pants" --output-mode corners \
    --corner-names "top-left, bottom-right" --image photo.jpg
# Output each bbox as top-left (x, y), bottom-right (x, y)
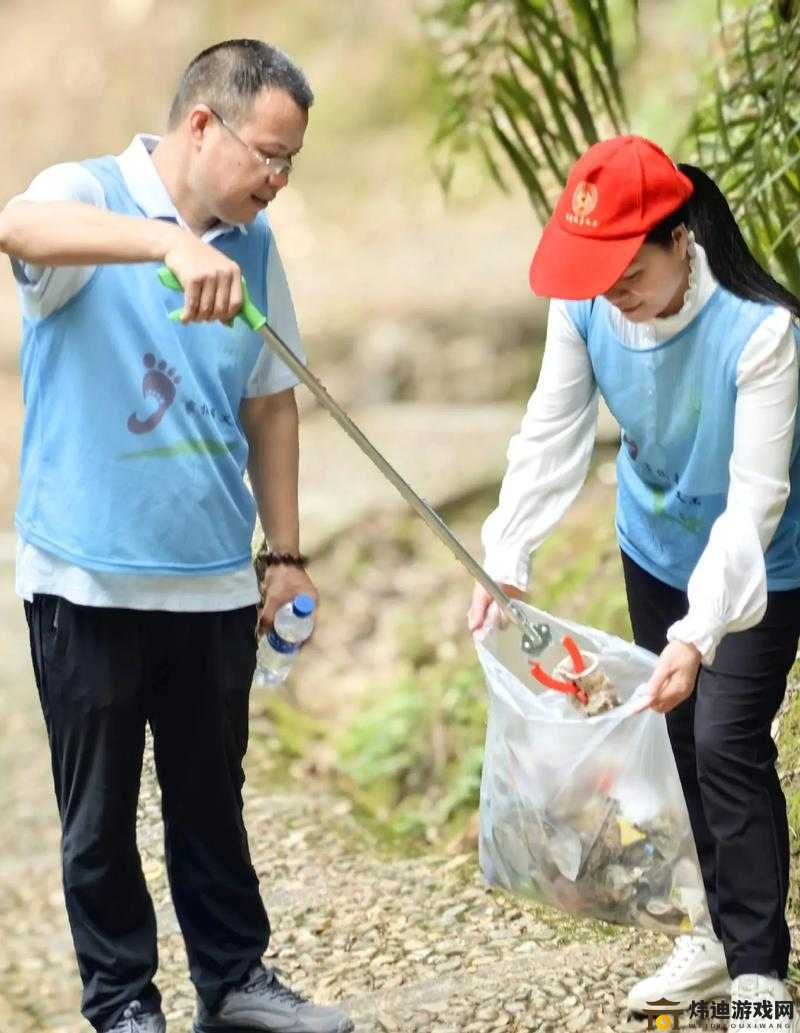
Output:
top-left (622, 551), bottom-right (800, 979)
top-left (25, 594), bottom-right (269, 1031)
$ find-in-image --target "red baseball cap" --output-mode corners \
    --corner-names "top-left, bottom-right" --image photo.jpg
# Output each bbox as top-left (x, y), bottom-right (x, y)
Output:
top-left (529, 135), bottom-right (694, 300)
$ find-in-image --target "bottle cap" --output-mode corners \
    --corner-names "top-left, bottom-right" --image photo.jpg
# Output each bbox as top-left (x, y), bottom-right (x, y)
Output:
top-left (292, 593), bottom-right (316, 617)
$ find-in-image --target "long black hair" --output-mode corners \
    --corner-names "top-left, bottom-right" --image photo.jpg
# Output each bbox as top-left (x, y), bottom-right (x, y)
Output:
top-left (645, 164), bottom-right (800, 319)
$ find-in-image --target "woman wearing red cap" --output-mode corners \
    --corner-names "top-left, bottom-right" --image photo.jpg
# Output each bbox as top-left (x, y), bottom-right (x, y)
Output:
top-left (469, 135), bottom-right (800, 1029)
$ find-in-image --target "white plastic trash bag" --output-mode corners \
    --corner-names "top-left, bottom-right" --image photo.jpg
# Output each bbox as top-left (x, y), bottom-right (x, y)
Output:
top-left (475, 601), bottom-right (711, 935)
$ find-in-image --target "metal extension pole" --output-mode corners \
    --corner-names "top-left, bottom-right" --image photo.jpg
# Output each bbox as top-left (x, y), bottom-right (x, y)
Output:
top-left (254, 319), bottom-right (550, 655)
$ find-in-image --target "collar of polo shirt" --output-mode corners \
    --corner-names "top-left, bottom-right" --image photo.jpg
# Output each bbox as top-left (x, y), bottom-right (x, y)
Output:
top-left (116, 134), bottom-right (248, 241)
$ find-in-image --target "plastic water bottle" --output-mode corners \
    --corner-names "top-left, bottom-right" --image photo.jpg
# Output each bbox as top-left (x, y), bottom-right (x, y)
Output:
top-left (255, 593), bottom-right (316, 687)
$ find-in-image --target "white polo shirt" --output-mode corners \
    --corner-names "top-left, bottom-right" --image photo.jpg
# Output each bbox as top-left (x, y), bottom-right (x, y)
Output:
top-left (11, 134), bottom-right (306, 611)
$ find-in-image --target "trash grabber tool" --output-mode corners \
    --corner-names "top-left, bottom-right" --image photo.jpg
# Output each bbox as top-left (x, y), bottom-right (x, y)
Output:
top-left (158, 266), bottom-right (551, 656)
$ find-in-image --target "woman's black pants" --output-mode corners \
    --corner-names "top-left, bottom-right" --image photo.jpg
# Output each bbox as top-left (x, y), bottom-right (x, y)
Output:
top-left (621, 551), bottom-right (800, 979)
top-left (24, 594), bottom-right (269, 1032)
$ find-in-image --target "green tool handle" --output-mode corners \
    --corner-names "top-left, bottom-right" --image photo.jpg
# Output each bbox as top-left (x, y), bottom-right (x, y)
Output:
top-left (157, 265), bottom-right (550, 654)
top-left (158, 266), bottom-right (267, 331)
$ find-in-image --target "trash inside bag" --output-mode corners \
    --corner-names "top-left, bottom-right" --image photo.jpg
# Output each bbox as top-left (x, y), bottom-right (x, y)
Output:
top-left (475, 601), bottom-right (711, 935)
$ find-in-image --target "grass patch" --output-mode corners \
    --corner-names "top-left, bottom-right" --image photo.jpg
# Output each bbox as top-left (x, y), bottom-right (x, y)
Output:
top-left (336, 657), bottom-right (486, 849)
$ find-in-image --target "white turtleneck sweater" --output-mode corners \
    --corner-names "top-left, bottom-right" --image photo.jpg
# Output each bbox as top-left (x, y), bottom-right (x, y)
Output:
top-left (481, 242), bottom-right (799, 665)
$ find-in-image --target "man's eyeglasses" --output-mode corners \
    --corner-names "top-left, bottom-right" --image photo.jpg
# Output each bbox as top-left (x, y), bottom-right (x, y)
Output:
top-left (206, 105), bottom-right (294, 179)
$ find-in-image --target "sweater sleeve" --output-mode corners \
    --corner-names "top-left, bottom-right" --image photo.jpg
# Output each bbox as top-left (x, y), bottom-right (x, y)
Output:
top-left (481, 299), bottom-right (599, 589)
top-left (667, 307), bottom-right (798, 664)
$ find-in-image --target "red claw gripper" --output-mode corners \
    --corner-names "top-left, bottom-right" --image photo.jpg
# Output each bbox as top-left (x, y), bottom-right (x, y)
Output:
top-left (530, 634), bottom-right (589, 705)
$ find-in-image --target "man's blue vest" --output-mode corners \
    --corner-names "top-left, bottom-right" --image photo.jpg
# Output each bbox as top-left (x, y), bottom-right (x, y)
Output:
top-left (16, 156), bottom-right (272, 574)
top-left (566, 290), bottom-right (800, 590)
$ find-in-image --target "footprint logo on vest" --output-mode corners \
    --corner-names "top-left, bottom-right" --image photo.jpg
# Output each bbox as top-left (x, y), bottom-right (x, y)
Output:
top-left (127, 353), bottom-right (182, 434)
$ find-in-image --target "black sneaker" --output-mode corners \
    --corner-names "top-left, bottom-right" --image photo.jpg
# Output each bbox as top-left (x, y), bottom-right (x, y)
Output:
top-left (102, 1000), bottom-right (167, 1033)
top-left (192, 965), bottom-right (353, 1033)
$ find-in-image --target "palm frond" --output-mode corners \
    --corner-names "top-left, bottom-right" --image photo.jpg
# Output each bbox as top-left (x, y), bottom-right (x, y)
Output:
top-left (423, 0), bottom-right (637, 215)
top-left (687, 0), bottom-right (800, 295)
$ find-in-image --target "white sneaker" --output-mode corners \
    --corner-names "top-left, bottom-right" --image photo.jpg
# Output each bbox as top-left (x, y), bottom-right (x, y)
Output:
top-left (626, 933), bottom-right (731, 1014)
top-left (728, 973), bottom-right (797, 1032)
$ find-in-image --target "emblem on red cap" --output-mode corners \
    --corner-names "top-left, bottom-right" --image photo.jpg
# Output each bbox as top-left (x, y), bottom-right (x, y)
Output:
top-left (567, 181), bottom-right (599, 227)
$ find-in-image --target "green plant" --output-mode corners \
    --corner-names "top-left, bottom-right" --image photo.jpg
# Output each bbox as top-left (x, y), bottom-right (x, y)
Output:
top-left (688, 0), bottom-right (800, 294)
top-left (427, 0), bottom-right (637, 221)
top-left (336, 659), bottom-right (488, 845)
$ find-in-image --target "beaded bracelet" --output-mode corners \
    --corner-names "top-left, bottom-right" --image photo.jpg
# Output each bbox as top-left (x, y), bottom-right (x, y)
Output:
top-left (260, 551), bottom-right (309, 568)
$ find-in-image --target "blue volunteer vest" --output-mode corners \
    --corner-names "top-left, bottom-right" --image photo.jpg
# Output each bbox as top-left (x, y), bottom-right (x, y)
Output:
top-left (16, 156), bottom-right (273, 574)
top-left (566, 289), bottom-right (800, 591)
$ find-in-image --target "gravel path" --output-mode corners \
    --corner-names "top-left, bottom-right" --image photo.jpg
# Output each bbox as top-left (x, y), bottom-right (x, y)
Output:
top-left (0, 539), bottom-right (683, 1033)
